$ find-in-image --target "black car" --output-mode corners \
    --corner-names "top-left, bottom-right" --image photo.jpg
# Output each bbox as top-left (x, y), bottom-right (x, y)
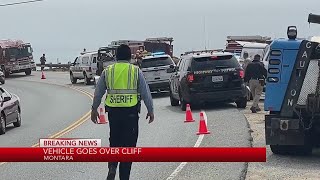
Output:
top-left (168, 52), bottom-right (247, 111)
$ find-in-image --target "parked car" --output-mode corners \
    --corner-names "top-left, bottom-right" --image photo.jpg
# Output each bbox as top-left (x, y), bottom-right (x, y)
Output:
top-left (0, 87), bottom-right (21, 135)
top-left (168, 52), bottom-right (247, 111)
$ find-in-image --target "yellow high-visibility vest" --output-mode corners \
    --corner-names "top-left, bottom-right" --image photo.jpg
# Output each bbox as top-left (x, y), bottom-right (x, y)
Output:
top-left (105, 63), bottom-right (139, 107)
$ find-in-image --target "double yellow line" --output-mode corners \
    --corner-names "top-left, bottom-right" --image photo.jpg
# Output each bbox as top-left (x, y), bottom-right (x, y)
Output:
top-left (0, 82), bottom-right (94, 166)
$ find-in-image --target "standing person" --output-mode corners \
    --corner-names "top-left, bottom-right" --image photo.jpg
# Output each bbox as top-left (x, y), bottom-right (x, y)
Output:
top-left (40, 54), bottom-right (46, 71)
top-left (244, 54), bottom-right (267, 113)
top-left (91, 44), bottom-right (154, 180)
top-left (242, 52), bottom-right (251, 71)
top-left (242, 52), bottom-right (251, 100)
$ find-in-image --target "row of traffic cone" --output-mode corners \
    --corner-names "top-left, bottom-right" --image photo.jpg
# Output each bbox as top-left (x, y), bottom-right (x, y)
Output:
top-left (185, 104), bottom-right (210, 135)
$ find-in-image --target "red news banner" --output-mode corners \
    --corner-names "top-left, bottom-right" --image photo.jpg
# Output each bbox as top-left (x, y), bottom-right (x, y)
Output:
top-left (0, 139), bottom-right (266, 162)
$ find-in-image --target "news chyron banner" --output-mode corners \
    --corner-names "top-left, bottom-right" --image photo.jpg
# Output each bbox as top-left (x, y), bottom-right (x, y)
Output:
top-left (0, 138), bottom-right (267, 162)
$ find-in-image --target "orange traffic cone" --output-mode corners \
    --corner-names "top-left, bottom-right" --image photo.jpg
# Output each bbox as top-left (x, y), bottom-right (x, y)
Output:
top-left (197, 112), bottom-right (210, 135)
top-left (184, 104), bottom-right (195, 123)
top-left (41, 71), bottom-right (46, 79)
top-left (97, 107), bottom-right (107, 124)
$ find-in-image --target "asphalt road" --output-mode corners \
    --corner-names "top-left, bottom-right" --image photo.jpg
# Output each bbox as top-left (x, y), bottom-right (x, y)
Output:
top-left (0, 71), bottom-right (251, 180)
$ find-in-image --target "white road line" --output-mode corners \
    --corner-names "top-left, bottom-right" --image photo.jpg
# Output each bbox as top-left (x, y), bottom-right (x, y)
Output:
top-left (166, 110), bottom-right (206, 180)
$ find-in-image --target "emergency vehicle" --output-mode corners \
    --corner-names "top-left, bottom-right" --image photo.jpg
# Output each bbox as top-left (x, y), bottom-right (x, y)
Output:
top-left (141, 52), bottom-right (175, 92)
top-left (0, 40), bottom-right (36, 77)
top-left (265, 23), bottom-right (320, 155)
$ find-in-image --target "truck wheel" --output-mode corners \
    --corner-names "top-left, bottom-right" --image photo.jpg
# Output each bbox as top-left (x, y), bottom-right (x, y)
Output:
top-left (70, 73), bottom-right (77, 84)
top-left (25, 68), bottom-right (32, 75)
top-left (270, 145), bottom-right (289, 155)
top-left (236, 97), bottom-right (247, 108)
top-left (169, 90), bottom-right (179, 106)
top-left (84, 73), bottom-right (91, 85)
top-left (270, 145), bottom-right (312, 155)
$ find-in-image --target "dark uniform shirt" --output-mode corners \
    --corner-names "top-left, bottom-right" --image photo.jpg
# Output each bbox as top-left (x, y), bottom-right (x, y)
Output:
top-left (244, 60), bottom-right (267, 82)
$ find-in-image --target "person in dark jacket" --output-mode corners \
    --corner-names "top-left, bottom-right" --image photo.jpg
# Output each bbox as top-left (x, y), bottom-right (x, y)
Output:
top-left (40, 54), bottom-right (46, 71)
top-left (244, 54), bottom-right (267, 113)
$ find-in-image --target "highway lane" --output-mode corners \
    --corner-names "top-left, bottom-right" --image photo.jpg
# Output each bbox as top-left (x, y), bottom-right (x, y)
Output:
top-left (0, 78), bottom-right (92, 147)
top-left (0, 71), bottom-right (251, 180)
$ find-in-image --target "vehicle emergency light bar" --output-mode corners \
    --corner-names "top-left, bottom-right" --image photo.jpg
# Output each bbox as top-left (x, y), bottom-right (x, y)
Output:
top-left (151, 52), bottom-right (166, 56)
top-left (183, 49), bottom-right (224, 55)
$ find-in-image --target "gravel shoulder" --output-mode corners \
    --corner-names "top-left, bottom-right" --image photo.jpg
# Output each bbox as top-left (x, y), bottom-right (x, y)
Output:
top-left (241, 101), bottom-right (320, 180)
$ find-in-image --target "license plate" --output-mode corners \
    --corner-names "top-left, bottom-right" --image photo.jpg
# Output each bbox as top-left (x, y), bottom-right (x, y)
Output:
top-left (153, 71), bottom-right (160, 76)
top-left (212, 76), bottom-right (223, 82)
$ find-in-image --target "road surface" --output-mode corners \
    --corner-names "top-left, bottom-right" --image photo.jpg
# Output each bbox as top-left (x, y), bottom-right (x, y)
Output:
top-left (0, 71), bottom-right (251, 180)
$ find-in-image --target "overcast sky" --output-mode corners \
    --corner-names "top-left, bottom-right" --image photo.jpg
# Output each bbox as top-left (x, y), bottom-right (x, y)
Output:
top-left (1, 0), bottom-right (320, 63)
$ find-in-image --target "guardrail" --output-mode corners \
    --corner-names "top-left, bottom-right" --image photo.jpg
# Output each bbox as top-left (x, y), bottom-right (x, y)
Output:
top-left (36, 63), bottom-right (71, 71)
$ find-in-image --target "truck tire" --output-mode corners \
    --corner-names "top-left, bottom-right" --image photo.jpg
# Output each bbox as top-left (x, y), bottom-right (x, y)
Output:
top-left (84, 73), bottom-right (91, 85)
top-left (236, 97), bottom-right (247, 108)
top-left (25, 68), bottom-right (32, 75)
top-left (270, 145), bottom-right (290, 155)
top-left (270, 145), bottom-right (312, 156)
top-left (70, 72), bottom-right (77, 84)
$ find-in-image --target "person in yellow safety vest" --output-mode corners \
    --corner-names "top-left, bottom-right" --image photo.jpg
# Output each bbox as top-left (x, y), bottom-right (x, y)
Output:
top-left (91, 44), bottom-right (154, 180)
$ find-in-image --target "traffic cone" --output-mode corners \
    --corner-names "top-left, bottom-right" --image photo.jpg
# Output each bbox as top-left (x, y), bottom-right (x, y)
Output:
top-left (41, 71), bottom-right (46, 79)
top-left (97, 107), bottom-right (107, 124)
top-left (197, 112), bottom-right (210, 135)
top-left (184, 104), bottom-right (195, 123)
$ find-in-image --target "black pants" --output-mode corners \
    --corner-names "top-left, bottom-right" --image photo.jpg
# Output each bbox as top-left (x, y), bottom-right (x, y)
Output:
top-left (107, 106), bottom-right (139, 180)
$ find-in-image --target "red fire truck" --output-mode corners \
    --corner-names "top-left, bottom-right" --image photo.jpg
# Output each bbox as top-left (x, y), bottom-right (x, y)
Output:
top-left (0, 40), bottom-right (35, 77)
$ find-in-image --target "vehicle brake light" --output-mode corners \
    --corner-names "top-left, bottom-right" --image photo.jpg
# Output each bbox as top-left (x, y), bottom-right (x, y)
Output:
top-left (211, 56), bottom-right (218, 60)
top-left (187, 73), bottom-right (194, 82)
top-left (239, 70), bottom-right (244, 78)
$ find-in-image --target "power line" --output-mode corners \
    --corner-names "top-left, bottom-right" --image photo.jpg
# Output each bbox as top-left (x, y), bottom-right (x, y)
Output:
top-left (0, 0), bottom-right (46, 7)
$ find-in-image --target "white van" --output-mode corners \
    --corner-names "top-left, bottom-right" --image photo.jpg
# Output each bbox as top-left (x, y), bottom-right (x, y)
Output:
top-left (69, 52), bottom-right (99, 85)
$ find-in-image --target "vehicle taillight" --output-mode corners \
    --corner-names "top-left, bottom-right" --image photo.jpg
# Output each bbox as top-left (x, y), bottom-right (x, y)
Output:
top-left (187, 73), bottom-right (194, 82)
top-left (239, 70), bottom-right (244, 79)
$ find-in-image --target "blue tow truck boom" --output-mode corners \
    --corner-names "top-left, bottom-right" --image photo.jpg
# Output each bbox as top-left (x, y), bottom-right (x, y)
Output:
top-left (265, 21), bottom-right (320, 155)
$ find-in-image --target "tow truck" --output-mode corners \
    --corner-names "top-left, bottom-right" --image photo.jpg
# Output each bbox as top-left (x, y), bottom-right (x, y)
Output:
top-left (265, 16), bottom-right (320, 155)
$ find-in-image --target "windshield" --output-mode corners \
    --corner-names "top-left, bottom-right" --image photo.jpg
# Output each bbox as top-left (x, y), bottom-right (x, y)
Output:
top-left (191, 55), bottom-right (240, 71)
top-left (241, 48), bottom-right (265, 60)
top-left (141, 56), bottom-right (173, 68)
top-left (7, 46), bottom-right (32, 59)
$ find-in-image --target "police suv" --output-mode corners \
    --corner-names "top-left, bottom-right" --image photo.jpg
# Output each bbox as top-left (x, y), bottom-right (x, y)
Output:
top-left (140, 52), bottom-right (176, 92)
top-left (168, 51), bottom-right (247, 111)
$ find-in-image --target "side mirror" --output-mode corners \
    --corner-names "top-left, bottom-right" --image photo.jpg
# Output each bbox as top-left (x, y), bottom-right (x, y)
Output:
top-left (169, 64), bottom-right (175, 69)
top-left (3, 97), bottom-right (11, 102)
